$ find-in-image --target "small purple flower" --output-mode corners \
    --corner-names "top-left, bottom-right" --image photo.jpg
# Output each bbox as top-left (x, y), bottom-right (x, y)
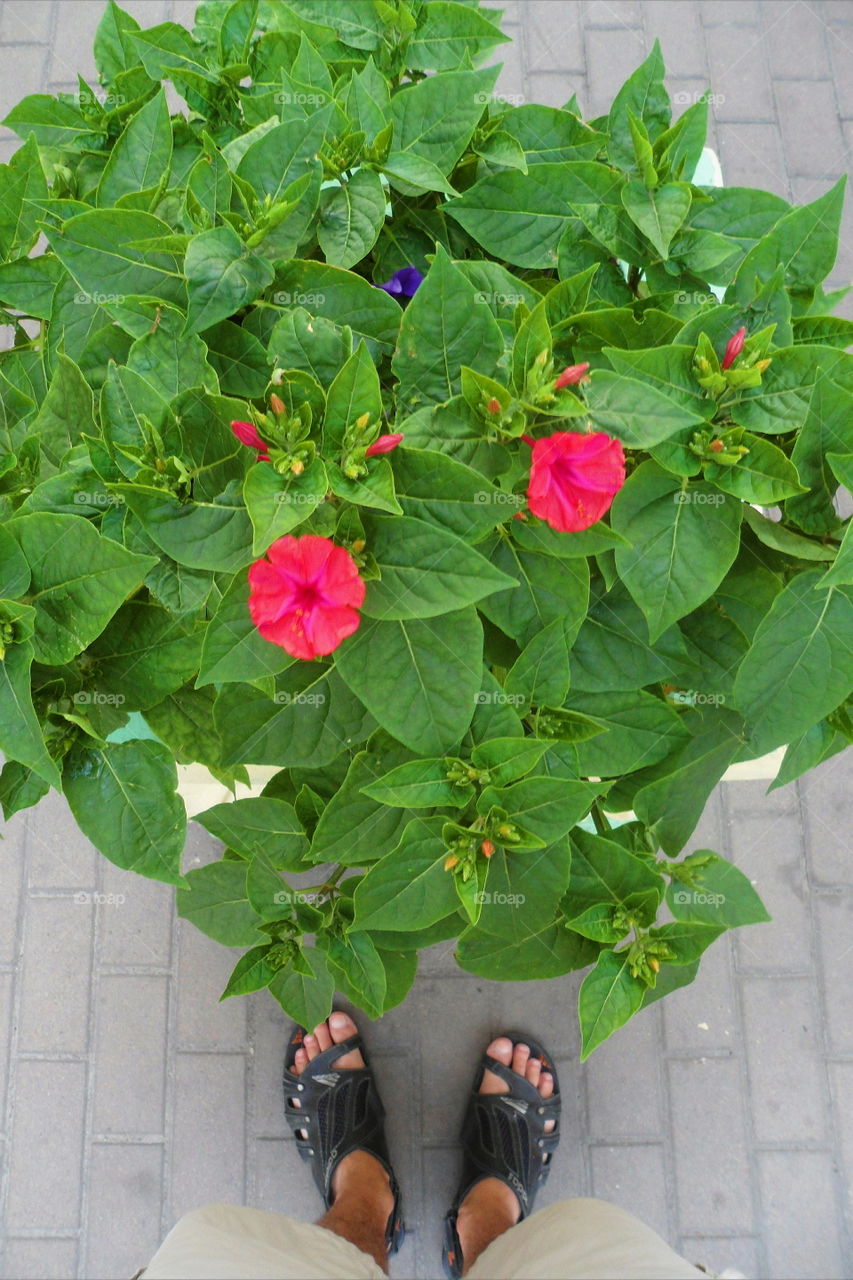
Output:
top-left (376, 266), bottom-right (424, 298)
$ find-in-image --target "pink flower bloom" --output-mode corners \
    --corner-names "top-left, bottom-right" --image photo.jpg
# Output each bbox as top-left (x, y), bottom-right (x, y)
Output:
top-left (248, 535), bottom-right (366, 661)
top-left (554, 362), bottom-right (590, 390)
top-left (721, 326), bottom-right (746, 370)
top-left (365, 433), bottom-right (403, 457)
top-left (231, 419), bottom-right (270, 463)
top-left (526, 431), bottom-right (626, 533)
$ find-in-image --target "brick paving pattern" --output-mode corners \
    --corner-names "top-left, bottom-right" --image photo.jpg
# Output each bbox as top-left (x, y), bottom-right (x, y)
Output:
top-left (0, 2), bottom-right (852, 1277)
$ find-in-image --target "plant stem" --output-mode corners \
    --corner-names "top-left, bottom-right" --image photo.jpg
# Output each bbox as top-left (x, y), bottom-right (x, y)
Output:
top-left (591, 800), bottom-right (611, 836)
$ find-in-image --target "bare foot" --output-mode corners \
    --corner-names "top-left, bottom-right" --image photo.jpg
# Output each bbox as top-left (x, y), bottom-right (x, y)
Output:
top-left (291, 1010), bottom-right (394, 1220)
top-left (455, 1036), bottom-right (556, 1274)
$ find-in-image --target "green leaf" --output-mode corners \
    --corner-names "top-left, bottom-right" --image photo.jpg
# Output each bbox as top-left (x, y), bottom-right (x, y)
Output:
top-left (390, 66), bottom-right (497, 171)
top-left (97, 89), bottom-right (173, 206)
top-left (0, 526), bottom-right (30, 598)
top-left (390, 447), bottom-right (509, 543)
top-left (579, 948), bottom-right (646, 1057)
top-left (5, 513), bottom-right (156, 666)
top-left (607, 41), bottom-right (670, 169)
top-left (352, 817), bottom-right (460, 931)
top-left (742, 506), bottom-right (835, 562)
top-left (479, 776), bottom-right (601, 846)
top-left (221, 945), bottom-right (278, 999)
top-left (272, 260), bottom-right (401, 353)
top-left (318, 169), bottom-right (386, 268)
top-left (567, 689), bottom-right (690, 776)
top-left (585, 370), bottom-right (706, 448)
top-left (195, 797), bottom-right (309, 869)
top-left (479, 540), bottom-right (589, 649)
top-left (268, 947), bottom-right (335, 1033)
top-left (176, 858), bottom-right (265, 945)
top-left (381, 150), bottom-right (459, 196)
top-left (667, 851), bottom-right (770, 928)
top-left (28, 354), bottom-right (96, 469)
top-left (470, 737), bottom-right (551, 785)
top-left (705, 431), bottom-right (806, 505)
top-left (197, 572), bottom-right (295, 686)
top-left (86, 600), bottom-right (202, 711)
top-left (244, 458), bottom-right (327, 554)
top-left (392, 245), bottom-right (503, 410)
top-left (361, 757), bottom-right (472, 809)
top-left (183, 224), bottom-right (275, 335)
top-left (118, 485), bottom-right (254, 573)
top-left (407, 1), bottom-right (510, 70)
top-left (64, 740), bottom-right (186, 885)
top-left (45, 209), bottom-right (186, 309)
top-left (335, 609), bottom-right (483, 755)
top-left (500, 104), bottom-right (601, 164)
top-left (0, 135), bottom-right (48, 262)
top-left (565, 829), bottom-right (664, 943)
top-left (648, 920), bottom-right (724, 965)
top-left (0, 760), bottom-right (49, 821)
top-left (4, 94), bottom-right (103, 148)
top-left (733, 571), bottom-right (853, 753)
top-left (611, 462), bottom-right (742, 641)
top-left (622, 180), bottom-right (691, 260)
top-left (309, 738), bottom-right (417, 866)
top-left (0, 642), bottom-right (61, 788)
top-left (362, 514), bottom-right (516, 619)
top-left (731, 178), bottom-right (845, 294)
top-left (504, 618), bottom-right (571, 710)
top-left (320, 930), bottom-right (387, 1019)
top-left (326, 458), bottom-right (402, 516)
top-left (633, 707), bottom-right (745, 855)
top-left (95, 1), bottom-right (144, 83)
top-left (323, 341), bottom-right (382, 453)
top-left (215, 669), bottom-right (374, 767)
top-left (457, 919), bottom-right (597, 981)
top-left (0, 255), bottom-right (64, 321)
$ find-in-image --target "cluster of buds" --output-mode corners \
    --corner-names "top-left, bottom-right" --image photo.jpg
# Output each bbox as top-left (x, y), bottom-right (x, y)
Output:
top-left (693, 326), bottom-right (772, 398)
top-left (625, 935), bottom-right (676, 988)
top-left (231, 393), bottom-right (314, 477)
top-left (688, 425), bottom-right (751, 467)
top-left (445, 758), bottom-right (491, 790)
top-left (665, 849), bottom-right (719, 890)
top-left (524, 348), bottom-right (590, 409)
top-left (340, 409), bottom-right (403, 479)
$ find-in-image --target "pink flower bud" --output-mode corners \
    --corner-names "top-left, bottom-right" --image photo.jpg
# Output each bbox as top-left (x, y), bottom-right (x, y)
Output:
top-left (554, 362), bottom-right (590, 390)
top-left (365, 433), bottom-right (403, 457)
top-left (721, 327), bottom-right (746, 370)
top-left (231, 419), bottom-right (270, 462)
top-left (486, 397), bottom-right (502, 414)
top-left (269, 393), bottom-right (285, 415)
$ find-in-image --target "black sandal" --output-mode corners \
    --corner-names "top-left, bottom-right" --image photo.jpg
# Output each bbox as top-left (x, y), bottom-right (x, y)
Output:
top-left (282, 1021), bottom-right (405, 1256)
top-left (442, 1031), bottom-right (561, 1279)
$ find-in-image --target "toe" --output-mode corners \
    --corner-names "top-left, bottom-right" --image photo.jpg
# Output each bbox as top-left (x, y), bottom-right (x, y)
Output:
top-left (329, 1010), bottom-right (358, 1044)
top-left (511, 1041), bottom-right (530, 1076)
top-left (486, 1036), bottom-right (513, 1066)
top-left (540, 1071), bottom-right (554, 1100)
top-left (313, 1021), bottom-right (333, 1053)
top-left (294, 1047), bottom-right (308, 1075)
top-left (303, 1032), bottom-right (318, 1061)
top-left (526, 1057), bottom-right (542, 1089)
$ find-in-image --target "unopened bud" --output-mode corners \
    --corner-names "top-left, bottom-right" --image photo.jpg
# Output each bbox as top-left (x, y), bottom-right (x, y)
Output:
top-left (444, 854), bottom-right (459, 870)
top-left (486, 397), bottom-right (502, 414)
top-left (351, 538), bottom-right (366, 553)
top-left (355, 412), bottom-right (371, 430)
top-left (290, 459), bottom-right (304, 475)
top-left (709, 439), bottom-right (725, 453)
top-left (269, 393), bottom-right (285, 415)
top-left (481, 839), bottom-right (495, 858)
top-left (649, 956), bottom-right (660, 973)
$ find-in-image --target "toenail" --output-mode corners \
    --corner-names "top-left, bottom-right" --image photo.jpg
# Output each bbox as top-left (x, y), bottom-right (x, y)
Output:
top-left (329, 1011), bottom-right (349, 1028)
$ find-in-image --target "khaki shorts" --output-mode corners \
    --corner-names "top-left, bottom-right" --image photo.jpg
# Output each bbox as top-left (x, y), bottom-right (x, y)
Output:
top-left (140, 1197), bottom-right (707, 1280)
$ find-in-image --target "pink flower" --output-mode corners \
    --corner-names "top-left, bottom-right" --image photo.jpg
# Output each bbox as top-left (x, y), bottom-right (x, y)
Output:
top-left (721, 327), bottom-right (746, 370)
top-left (231, 419), bottom-right (270, 463)
top-left (554, 362), bottom-right (590, 390)
top-left (526, 431), bottom-right (626, 533)
top-left (248, 535), bottom-right (366, 661)
top-left (365, 433), bottom-right (403, 457)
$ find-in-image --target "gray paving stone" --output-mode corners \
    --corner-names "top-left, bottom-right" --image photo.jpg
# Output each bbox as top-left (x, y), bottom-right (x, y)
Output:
top-left (662, 930), bottom-right (741, 1054)
top-left (525, 0), bottom-right (586, 75)
top-left (170, 1052), bottom-right (246, 1222)
top-left (741, 976), bottom-right (828, 1143)
top-left (585, 1005), bottom-right (664, 1140)
top-left (25, 791), bottom-right (99, 890)
top-left (680, 1235), bottom-right (762, 1278)
top-left (175, 923), bottom-right (248, 1050)
top-left (643, 1), bottom-right (708, 78)
top-left (765, 1), bottom-right (833, 78)
top-left (813, 893), bottom-right (853, 1056)
top-left (716, 120), bottom-right (791, 197)
top-left (585, 27), bottom-right (652, 118)
top-left (585, 0), bottom-right (644, 27)
top-left (92, 975), bottom-right (169, 1136)
top-left (246, 992), bottom-right (289, 1140)
top-left (47, 0), bottom-right (99, 83)
top-left (589, 1143), bottom-right (671, 1240)
top-left (84, 1142), bottom-right (163, 1280)
top-left (800, 756), bottom-right (853, 885)
top-left (0, 0), bottom-right (52, 42)
top-left (759, 1149), bottom-right (846, 1279)
top-left (1, 1237), bottom-right (79, 1280)
top-left (413, 976), bottom-right (499, 1142)
top-left (727, 809), bottom-right (813, 973)
top-left (828, 1060), bottom-right (853, 1225)
top-left (705, 23), bottom-right (776, 121)
top-left (700, 0), bottom-right (761, 24)
top-left (97, 862), bottom-right (174, 968)
top-left (669, 1056), bottom-right (754, 1235)
top-left (17, 895), bottom-right (93, 1054)
top-left (6, 1059), bottom-right (86, 1232)
top-left (0, 813), bottom-right (24, 965)
top-left (777, 79), bottom-right (847, 177)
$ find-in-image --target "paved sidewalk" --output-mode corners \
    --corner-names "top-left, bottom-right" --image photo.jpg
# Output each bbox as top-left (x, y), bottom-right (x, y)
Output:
top-left (1, 3), bottom-right (852, 1278)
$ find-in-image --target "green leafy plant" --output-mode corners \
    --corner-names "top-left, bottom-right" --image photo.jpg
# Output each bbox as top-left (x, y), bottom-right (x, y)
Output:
top-left (1, 0), bottom-right (850, 1056)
